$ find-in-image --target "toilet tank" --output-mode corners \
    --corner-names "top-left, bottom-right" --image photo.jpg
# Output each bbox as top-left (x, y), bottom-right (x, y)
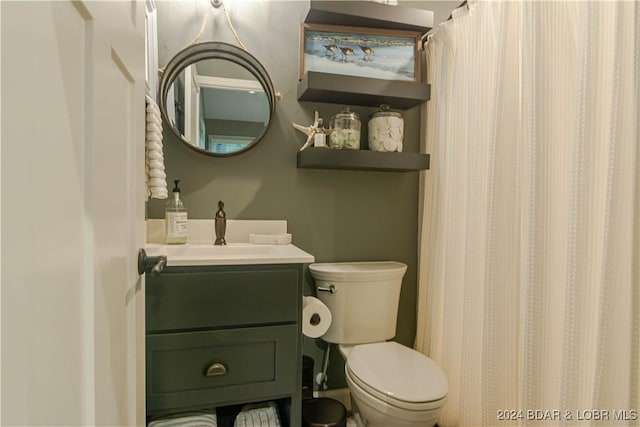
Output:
top-left (309, 262), bottom-right (407, 344)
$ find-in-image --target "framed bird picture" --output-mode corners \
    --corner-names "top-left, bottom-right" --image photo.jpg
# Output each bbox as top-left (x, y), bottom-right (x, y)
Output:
top-left (299, 23), bottom-right (421, 82)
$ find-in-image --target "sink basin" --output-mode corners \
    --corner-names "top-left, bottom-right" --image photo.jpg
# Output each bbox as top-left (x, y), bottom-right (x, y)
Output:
top-left (145, 243), bottom-right (314, 266)
top-left (154, 243), bottom-right (276, 257)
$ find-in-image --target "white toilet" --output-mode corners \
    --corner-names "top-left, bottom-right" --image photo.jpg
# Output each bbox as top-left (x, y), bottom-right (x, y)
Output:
top-left (309, 261), bottom-right (448, 427)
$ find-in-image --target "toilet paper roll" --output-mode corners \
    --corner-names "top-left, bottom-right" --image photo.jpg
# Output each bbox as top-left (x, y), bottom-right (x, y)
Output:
top-left (302, 296), bottom-right (332, 338)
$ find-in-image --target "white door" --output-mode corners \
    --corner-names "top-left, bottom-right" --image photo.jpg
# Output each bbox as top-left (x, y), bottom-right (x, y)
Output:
top-left (1, 1), bottom-right (146, 426)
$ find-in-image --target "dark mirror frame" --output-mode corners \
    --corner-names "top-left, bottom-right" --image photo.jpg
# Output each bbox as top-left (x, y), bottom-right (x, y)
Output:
top-left (159, 41), bottom-right (276, 157)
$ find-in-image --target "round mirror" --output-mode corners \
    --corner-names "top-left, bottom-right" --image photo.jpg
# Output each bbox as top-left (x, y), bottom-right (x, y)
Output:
top-left (159, 42), bottom-right (276, 156)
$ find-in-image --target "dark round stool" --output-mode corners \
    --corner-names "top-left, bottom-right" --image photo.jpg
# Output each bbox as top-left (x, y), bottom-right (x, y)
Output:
top-left (302, 397), bottom-right (347, 427)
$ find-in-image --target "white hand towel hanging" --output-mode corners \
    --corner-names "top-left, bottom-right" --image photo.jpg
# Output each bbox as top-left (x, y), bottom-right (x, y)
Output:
top-left (145, 95), bottom-right (168, 200)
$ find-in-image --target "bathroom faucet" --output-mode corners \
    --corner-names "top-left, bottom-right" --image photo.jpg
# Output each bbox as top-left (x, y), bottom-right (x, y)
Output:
top-left (214, 200), bottom-right (227, 245)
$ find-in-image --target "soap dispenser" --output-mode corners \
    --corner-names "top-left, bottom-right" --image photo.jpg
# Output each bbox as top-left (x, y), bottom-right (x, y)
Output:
top-left (165, 180), bottom-right (188, 244)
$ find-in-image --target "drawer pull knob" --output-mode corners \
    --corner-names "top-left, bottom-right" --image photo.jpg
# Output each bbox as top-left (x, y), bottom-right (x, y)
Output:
top-left (205, 362), bottom-right (228, 377)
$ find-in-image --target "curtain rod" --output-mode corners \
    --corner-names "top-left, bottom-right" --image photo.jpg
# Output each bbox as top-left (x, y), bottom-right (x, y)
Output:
top-left (447, 0), bottom-right (468, 21)
top-left (421, 0), bottom-right (469, 46)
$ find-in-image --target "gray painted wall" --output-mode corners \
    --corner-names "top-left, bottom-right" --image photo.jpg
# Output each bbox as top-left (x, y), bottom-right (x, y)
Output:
top-left (149, 0), bottom-right (456, 390)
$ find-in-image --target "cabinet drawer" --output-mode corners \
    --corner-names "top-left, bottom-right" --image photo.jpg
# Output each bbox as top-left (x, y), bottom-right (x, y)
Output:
top-left (146, 265), bottom-right (301, 332)
top-left (146, 325), bottom-right (299, 413)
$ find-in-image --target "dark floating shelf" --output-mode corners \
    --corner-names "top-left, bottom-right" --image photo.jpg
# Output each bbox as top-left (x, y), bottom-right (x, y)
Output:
top-left (298, 72), bottom-right (430, 110)
top-left (297, 148), bottom-right (430, 172)
top-left (297, 2), bottom-right (433, 174)
top-left (305, 0), bottom-right (434, 34)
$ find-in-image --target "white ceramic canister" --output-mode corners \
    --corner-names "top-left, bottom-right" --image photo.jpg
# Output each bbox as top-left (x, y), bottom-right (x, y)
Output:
top-left (368, 104), bottom-right (404, 152)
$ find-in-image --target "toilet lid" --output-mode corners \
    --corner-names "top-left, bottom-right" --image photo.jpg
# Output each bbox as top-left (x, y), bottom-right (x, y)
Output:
top-left (346, 342), bottom-right (448, 404)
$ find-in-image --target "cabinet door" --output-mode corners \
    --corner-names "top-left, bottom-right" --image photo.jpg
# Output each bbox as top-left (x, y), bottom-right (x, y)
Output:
top-left (146, 325), bottom-right (298, 413)
top-left (146, 264), bottom-right (301, 332)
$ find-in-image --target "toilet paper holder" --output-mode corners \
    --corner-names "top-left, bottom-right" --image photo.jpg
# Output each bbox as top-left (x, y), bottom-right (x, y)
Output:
top-left (317, 284), bottom-right (336, 294)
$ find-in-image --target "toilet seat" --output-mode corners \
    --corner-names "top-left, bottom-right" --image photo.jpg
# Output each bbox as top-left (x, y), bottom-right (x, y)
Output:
top-left (345, 341), bottom-right (448, 411)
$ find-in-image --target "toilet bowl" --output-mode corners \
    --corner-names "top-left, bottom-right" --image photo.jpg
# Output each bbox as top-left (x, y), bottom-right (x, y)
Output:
top-left (342, 342), bottom-right (447, 427)
top-left (309, 262), bottom-right (448, 427)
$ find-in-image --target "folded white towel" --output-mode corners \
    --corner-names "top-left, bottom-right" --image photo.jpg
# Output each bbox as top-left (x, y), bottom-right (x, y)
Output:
top-left (146, 100), bottom-right (161, 112)
top-left (146, 147), bottom-right (163, 155)
top-left (149, 183), bottom-right (168, 189)
top-left (146, 112), bottom-right (161, 121)
top-left (146, 131), bottom-right (163, 140)
top-left (148, 168), bottom-right (166, 179)
top-left (148, 177), bottom-right (167, 188)
top-left (145, 95), bottom-right (168, 200)
top-left (147, 151), bottom-right (164, 161)
top-left (149, 182), bottom-right (168, 191)
top-left (146, 104), bottom-right (160, 114)
top-left (234, 402), bottom-right (281, 427)
top-left (146, 122), bottom-right (163, 133)
top-left (148, 182), bottom-right (167, 189)
top-left (150, 190), bottom-right (169, 199)
top-left (148, 409), bottom-right (217, 427)
top-left (148, 159), bottom-right (164, 169)
top-left (147, 145), bottom-right (164, 155)
top-left (149, 186), bottom-right (168, 193)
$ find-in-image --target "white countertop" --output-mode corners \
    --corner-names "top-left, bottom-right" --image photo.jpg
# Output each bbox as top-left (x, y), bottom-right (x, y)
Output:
top-left (145, 219), bottom-right (314, 266)
top-left (145, 243), bottom-right (314, 267)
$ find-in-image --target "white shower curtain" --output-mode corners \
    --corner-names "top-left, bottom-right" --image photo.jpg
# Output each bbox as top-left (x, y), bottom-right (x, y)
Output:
top-left (417, 1), bottom-right (639, 426)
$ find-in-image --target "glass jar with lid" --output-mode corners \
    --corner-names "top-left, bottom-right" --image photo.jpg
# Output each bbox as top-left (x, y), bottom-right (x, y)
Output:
top-left (329, 107), bottom-right (361, 150)
top-left (368, 104), bottom-right (404, 152)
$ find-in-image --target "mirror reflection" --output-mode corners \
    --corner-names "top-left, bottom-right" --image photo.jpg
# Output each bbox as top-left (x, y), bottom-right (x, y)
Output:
top-left (166, 58), bottom-right (271, 155)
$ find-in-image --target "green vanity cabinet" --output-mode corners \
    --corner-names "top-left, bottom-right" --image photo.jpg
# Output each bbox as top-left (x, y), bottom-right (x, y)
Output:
top-left (145, 263), bottom-right (304, 426)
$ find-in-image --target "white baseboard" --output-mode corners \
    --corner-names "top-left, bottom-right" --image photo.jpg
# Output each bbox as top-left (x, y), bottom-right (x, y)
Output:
top-left (314, 387), bottom-right (351, 411)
